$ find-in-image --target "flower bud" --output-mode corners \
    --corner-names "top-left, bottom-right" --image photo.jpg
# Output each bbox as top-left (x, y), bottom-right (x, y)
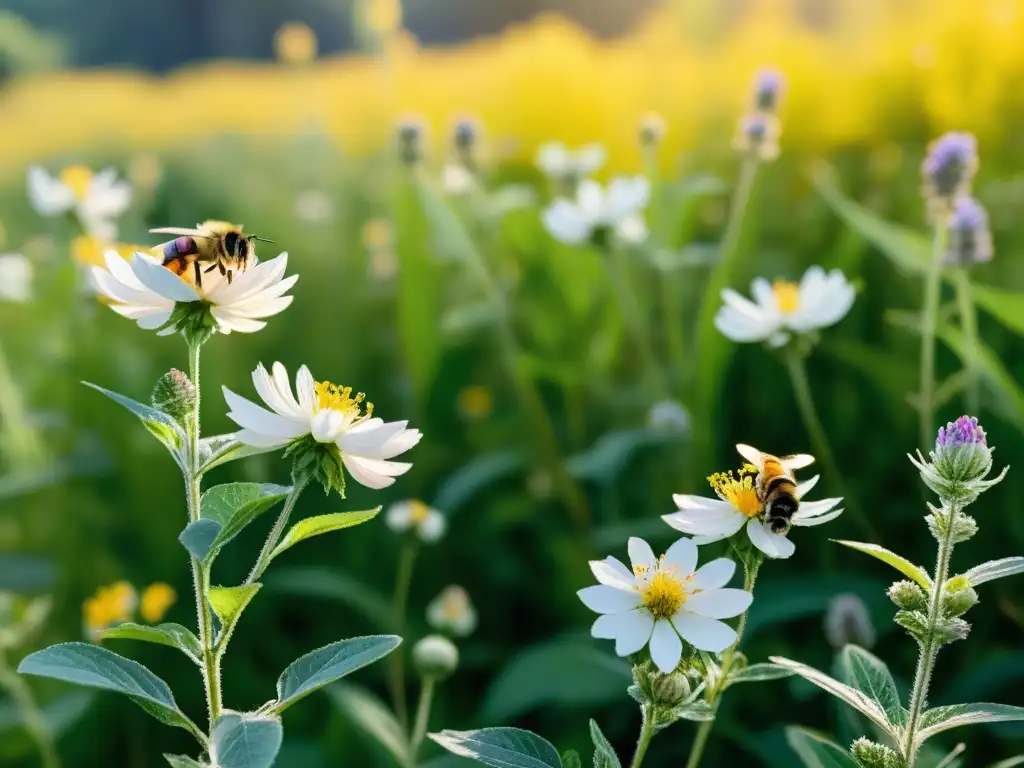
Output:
top-left (151, 369), bottom-right (196, 424)
top-left (639, 112), bottom-right (667, 147)
top-left (850, 738), bottom-right (903, 768)
top-left (888, 580), bottom-right (929, 612)
top-left (909, 415), bottom-right (1007, 506)
top-left (945, 196), bottom-right (993, 266)
top-left (412, 634), bottom-right (459, 680)
top-left (894, 609), bottom-right (929, 641)
top-left (452, 117), bottom-right (481, 170)
top-left (932, 616), bottom-right (971, 645)
top-left (941, 576), bottom-right (978, 618)
top-left (752, 68), bottom-right (784, 113)
top-left (649, 670), bottom-right (691, 707)
top-left (922, 132), bottom-right (978, 208)
top-left (397, 118), bottom-right (425, 167)
top-left (925, 506), bottom-right (978, 544)
top-left (733, 113), bottom-right (780, 162)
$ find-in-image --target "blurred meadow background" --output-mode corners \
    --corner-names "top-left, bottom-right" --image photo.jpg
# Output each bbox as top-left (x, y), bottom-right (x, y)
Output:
top-left (2, 0), bottom-right (1024, 765)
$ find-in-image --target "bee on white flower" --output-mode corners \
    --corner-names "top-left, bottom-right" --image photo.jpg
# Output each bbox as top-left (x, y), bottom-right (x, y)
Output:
top-left (579, 537), bottom-right (752, 673)
top-left (90, 251), bottom-right (297, 335)
top-left (714, 266), bottom-right (855, 347)
top-left (543, 177), bottom-right (650, 247)
top-left (223, 363), bottom-right (421, 490)
top-left (535, 142), bottom-right (605, 183)
top-left (0, 254), bottom-right (32, 303)
top-left (427, 585), bottom-right (477, 636)
top-left (386, 499), bottom-right (446, 542)
top-left (27, 166), bottom-right (131, 241)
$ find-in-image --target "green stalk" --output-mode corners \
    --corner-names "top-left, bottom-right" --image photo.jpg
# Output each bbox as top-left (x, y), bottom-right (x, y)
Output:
top-left (629, 704), bottom-right (656, 768)
top-left (389, 538), bottom-right (419, 731)
top-left (952, 269), bottom-right (980, 415)
top-left (919, 220), bottom-right (949, 450)
top-left (185, 340), bottom-right (221, 726)
top-left (245, 481), bottom-right (308, 585)
top-left (903, 501), bottom-right (959, 765)
top-left (784, 347), bottom-right (879, 542)
top-left (0, 650), bottom-right (60, 768)
top-left (407, 677), bottom-right (436, 764)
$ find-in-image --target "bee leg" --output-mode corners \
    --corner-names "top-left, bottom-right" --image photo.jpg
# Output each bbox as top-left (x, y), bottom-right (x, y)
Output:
top-left (203, 264), bottom-right (218, 273)
top-left (226, 270), bottom-right (233, 284)
top-left (193, 261), bottom-right (203, 288)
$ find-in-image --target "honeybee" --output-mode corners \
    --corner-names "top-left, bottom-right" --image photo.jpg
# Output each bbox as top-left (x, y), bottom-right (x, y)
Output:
top-left (150, 220), bottom-right (273, 288)
top-left (735, 444), bottom-right (815, 534)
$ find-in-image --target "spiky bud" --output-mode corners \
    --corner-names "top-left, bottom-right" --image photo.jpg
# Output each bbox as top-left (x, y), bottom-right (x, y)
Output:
top-left (925, 506), bottom-right (978, 544)
top-left (850, 738), bottom-right (903, 768)
top-left (894, 609), bottom-right (929, 641)
top-left (932, 616), bottom-right (971, 645)
top-left (909, 415), bottom-right (1007, 507)
top-left (941, 576), bottom-right (978, 618)
top-left (151, 369), bottom-right (196, 424)
top-left (888, 580), bottom-right (929, 612)
top-left (412, 634), bottom-right (459, 680)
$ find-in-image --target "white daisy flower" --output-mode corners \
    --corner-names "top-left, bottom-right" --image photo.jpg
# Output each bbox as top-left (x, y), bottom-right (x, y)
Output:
top-left (385, 499), bottom-right (446, 542)
top-left (89, 250), bottom-right (297, 335)
top-left (442, 164), bottom-right (474, 196)
top-left (426, 585), bottom-right (477, 636)
top-left (27, 165), bottom-right (131, 240)
top-left (542, 177), bottom-right (650, 246)
top-left (223, 363), bottom-right (422, 490)
top-left (663, 444), bottom-right (844, 560)
top-left (535, 142), bottom-right (605, 180)
top-left (714, 266), bottom-right (855, 347)
top-left (579, 537), bottom-right (752, 673)
top-left (0, 254), bottom-right (32, 303)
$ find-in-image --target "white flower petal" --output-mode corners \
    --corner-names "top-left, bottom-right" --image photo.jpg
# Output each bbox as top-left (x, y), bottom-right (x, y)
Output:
top-left (223, 387), bottom-right (307, 439)
top-left (589, 557), bottom-right (635, 590)
top-left (576, 179), bottom-right (604, 221)
top-left (606, 176), bottom-right (650, 220)
top-left (234, 428), bottom-right (291, 449)
top-left (672, 613), bottom-right (737, 653)
top-left (685, 588), bottom-right (753, 619)
top-left (746, 518), bottom-right (796, 559)
top-left (576, 144), bottom-right (605, 175)
top-left (792, 508), bottom-right (844, 527)
top-left (649, 619), bottom-right (683, 673)
top-left (130, 255), bottom-right (200, 303)
top-left (385, 502), bottom-right (413, 531)
top-left (209, 310), bottom-right (268, 333)
top-left (342, 455), bottom-right (412, 489)
top-left (613, 611), bottom-right (654, 656)
top-left (27, 167), bottom-right (75, 215)
top-left (671, 494), bottom-right (735, 512)
top-left (691, 558), bottom-right (736, 590)
top-left (795, 474), bottom-right (820, 498)
top-left (578, 585), bottom-right (642, 614)
top-left (662, 508), bottom-right (746, 538)
top-left (418, 511), bottom-right (447, 542)
top-left (662, 538), bottom-right (698, 577)
top-left (627, 537), bottom-right (657, 573)
top-left (543, 200), bottom-right (591, 244)
top-left (311, 409), bottom-right (346, 443)
top-left (792, 497), bottom-right (843, 520)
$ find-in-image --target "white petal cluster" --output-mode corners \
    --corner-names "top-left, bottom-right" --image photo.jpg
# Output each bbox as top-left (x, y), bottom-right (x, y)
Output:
top-left (579, 537), bottom-right (752, 673)
top-left (715, 266), bottom-right (855, 347)
top-left (90, 251), bottom-right (297, 335)
top-left (543, 177), bottom-right (649, 246)
top-left (224, 363), bottom-right (422, 489)
top-left (28, 166), bottom-right (131, 241)
top-left (535, 142), bottom-right (605, 180)
top-left (386, 499), bottom-right (446, 542)
top-left (426, 585), bottom-right (477, 636)
top-left (0, 254), bottom-right (33, 303)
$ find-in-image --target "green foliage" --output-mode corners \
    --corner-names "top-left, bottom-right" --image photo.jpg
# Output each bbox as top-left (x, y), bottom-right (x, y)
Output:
top-left (837, 646), bottom-right (906, 728)
top-left (100, 622), bottom-right (202, 662)
top-left (785, 727), bottom-right (859, 768)
top-left (210, 712), bottom-right (284, 768)
top-left (725, 662), bottom-right (795, 687)
top-left (208, 584), bottom-right (261, 627)
top-left (833, 541), bottom-right (931, 588)
top-left (430, 728), bottom-right (563, 768)
top-left (83, 381), bottom-right (184, 460)
top-left (588, 720), bottom-right (621, 768)
top-left (268, 508), bottom-right (380, 561)
top-left (327, 683), bottom-right (408, 767)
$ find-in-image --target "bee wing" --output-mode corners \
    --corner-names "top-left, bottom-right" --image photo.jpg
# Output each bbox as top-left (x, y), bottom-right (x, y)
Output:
top-left (150, 227), bottom-right (213, 238)
top-left (735, 444), bottom-right (765, 469)
top-left (781, 454), bottom-right (815, 471)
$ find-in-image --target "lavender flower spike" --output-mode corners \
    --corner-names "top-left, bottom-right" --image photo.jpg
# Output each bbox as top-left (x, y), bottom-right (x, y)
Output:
top-left (753, 68), bottom-right (785, 113)
top-left (945, 196), bottom-right (994, 265)
top-left (922, 132), bottom-right (978, 203)
top-left (936, 415), bottom-right (987, 450)
top-left (910, 414), bottom-right (1007, 505)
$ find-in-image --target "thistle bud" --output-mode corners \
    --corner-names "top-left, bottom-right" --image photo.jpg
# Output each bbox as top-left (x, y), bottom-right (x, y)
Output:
top-left (733, 113), bottom-right (780, 162)
top-left (639, 112), bottom-right (667, 147)
top-left (151, 369), bottom-right (196, 424)
top-left (397, 118), bottom-right (425, 167)
top-left (752, 68), bottom-right (784, 113)
top-left (894, 609), bottom-right (929, 641)
top-left (909, 415), bottom-right (1007, 506)
top-left (945, 196), bottom-right (993, 266)
top-left (850, 738), bottom-right (903, 768)
top-left (941, 576), bottom-right (978, 618)
top-left (922, 132), bottom-right (978, 209)
top-left (412, 634), bottom-right (459, 680)
top-left (932, 615), bottom-right (971, 645)
top-left (824, 593), bottom-right (876, 650)
top-left (888, 580), bottom-right (928, 612)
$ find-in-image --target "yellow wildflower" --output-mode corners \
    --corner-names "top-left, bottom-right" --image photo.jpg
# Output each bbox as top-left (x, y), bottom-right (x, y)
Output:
top-left (140, 583), bottom-right (177, 624)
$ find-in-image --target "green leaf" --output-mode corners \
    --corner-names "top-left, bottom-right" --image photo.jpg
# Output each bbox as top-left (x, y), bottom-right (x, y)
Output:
top-left (274, 635), bottom-right (402, 712)
top-left (962, 557), bottom-right (1024, 587)
top-left (674, 701), bottom-right (717, 721)
top-left (969, 282), bottom-right (1024, 337)
top-left (917, 703), bottom-right (1024, 747)
top-left (769, 656), bottom-right (894, 736)
top-left (197, 434), bottom-right (276, 475)
top-left (481, 638), bottom-right (630, 721)
top-left (432, 451), bottom-right (525, 516)
top-left (989, 757), bottom-right (1024, 768)
top-left (327, 683), bottom-right (408, 766)
top-left (17, 643), bottom-right (197, 734)
top-left (726, 662), bottom-right (796, 687)
top-left (211, 713), bottom-right (283, 768)
top-left (83, 382), bottom-right (184, 454)
top-left (165, 756), bottom-right (205, 768)
top-left (268, 509), bottom-right (380, 561)
top-left (208, 584), bottom-right (261, 627)
top-left (938, 325), bottom-right (1024, 434)
top-left (833, 541), bottom-right (931, 588)
top-left (429, 728), bottom-right (562, 768)
top-left (566, 428), bottom-right (685, 485)
top-left (201, 483), bottom-right (291, 526)
top-left (589, 720), bottom-right (621, 768)
top-left (266, 566), bottom-right (393, 629)
top-left (784, 726), bottom-right (859, 768)
top-left (839, 645), bottom-right (906, 727)
top-left (101, 623), bottom-right (201, 662)
top-left (178, 519), bottom-right (222, 562)
top-left (560, 751), bottom-right (582, 768)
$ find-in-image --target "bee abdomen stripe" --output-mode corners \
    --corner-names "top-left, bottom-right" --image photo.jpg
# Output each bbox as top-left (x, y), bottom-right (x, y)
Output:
top-left (765, 476), bottom-right (795, 493)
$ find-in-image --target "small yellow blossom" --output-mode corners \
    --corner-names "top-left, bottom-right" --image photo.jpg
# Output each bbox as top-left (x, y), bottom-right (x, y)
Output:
top-left (140, 583), bottom-right (177, 624)
top-left (83, 581), bottom-right (137, 638)
top-left (458, 386), bottom-right (493, 419)
top-left (275, 22), bottom-right (318, 65)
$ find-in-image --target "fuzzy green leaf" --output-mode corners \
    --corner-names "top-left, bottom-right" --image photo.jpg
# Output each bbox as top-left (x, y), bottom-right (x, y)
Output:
top-left (83, 382), bottom-right (184, 454)
top-left (211, 713), bottom-right (283, 768)
top-left (969, 282), bottom-right (1024, 337)
top-left (833, 541), bottom-right (931, 588)
top-left (429, 728), bottom-right (562, 768)
top-left (201, 483), bottom-right (291, 563)
top-left (164, 756), bottom-right (205, 768)
top-left (274, 635), bottom-right (401, 712)
top-left (561, 751), bottom-right (582, 768)
top-left (589, 720), bottom-right (621, 768)
top-left (785, 726), bottom-right (859, 768)
top-left (962, 557), bottom-right (1024, 587)
top-left (726, 662), bottom-right (796, 687)
top-left (178, 519), bottom-right (221, 562)
top-left (917, 703), bottom-right (1024, 747)
top-left (101, 623), bottom-right (201, 662)
top-left (839, 645), bottom-right (907, 727)
top-left (268, 509), bottom-right (380, 562)
top-left (208, 584), bottom-right (261, 627)
top-left (196, 434), bottom-right (276, 475)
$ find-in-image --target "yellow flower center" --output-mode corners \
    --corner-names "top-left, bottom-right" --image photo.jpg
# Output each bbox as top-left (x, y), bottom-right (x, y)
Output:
top-left (637, 560), bottom-right (688, 619)
top-left (140, 583), bottom-right (177, 624)
top-left (59, 165), bottom-right (94, 201)
top-left (408, 499), bottom-right (431, 524)
top-left (708, 465), bottom-right (763, 518)
top-left (773, 280), bottom-right (801, 314)
top-left (314, 380), bottom-right (374, 419)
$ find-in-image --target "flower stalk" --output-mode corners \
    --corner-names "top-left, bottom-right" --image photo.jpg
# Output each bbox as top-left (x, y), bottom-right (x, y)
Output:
top-left (390, 537), bottom-right (420, 730)
top-left (408, 677), bottom-right (436, 764)
top-left (246, 479), bottom-right (309, 586)
top-left (919, 216), bottom-right (949, 451)
top-left (629, 703), bottom-right (656, 768)
top-left (952, 269), bottom-right (980, 416)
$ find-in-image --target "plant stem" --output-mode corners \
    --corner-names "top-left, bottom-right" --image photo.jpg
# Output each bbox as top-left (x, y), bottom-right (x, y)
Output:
top-left (0, 650), bottom-right (60, 768)
top-left (185, 340), bottom-right (221, 726)
top-left (919, 220), bottom-right (949, 451)
top-left (389, 537), bottom-right (419, 731)
top-left (408, 677), bottom-right (436, 764)
top-left (245, 481), bottom-right (308, 585)
top-left (904, 500), bottom-right (959, 765)
top-left (684, 557), bottom-right (761, 768)
top-left (629, 704), bottom-right (656, 768)
top-left (784, 347), bottom-right (879, 542)
top-left (952, 269), bottom-right (980, 416)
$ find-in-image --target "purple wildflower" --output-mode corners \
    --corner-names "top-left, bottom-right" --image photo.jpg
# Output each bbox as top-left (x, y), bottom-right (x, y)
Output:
top-left (734, 113), bottom-right (780, 161)
top-left (945, 196), bottom-right (993, 265)
top-left (911, 414), bottom-right (1006, 504)
top-left (936, 415), bottom-right (987, 450)
top-left (922, 132), bottom-right (978, 202)
top-left (753, 68), bottom-right (785, 112)
top-left (452, 117), bottom-right (479, 151)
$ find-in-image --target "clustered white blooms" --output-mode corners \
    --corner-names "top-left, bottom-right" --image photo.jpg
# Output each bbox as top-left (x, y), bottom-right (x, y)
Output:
top-left (223, 363), bottom-right (422, 490)
top-left (664, 444), bottom-right (844, 560)
top-left (0, 254), bottom-right (33, 303)
top-left (27, 166), bottom-right (132, 241)
top-left (90, 251), bottom-right (297, 335)
top-left (543, 177), bottom-right (650, 246)
top-left (427, 585), bottom-right (477, 636)
top-left (535, 142), bottom-right (605, 181)
top-left (578, 537), bottom-right (752, 673)
top-left (715, 266), bottom-right (855, 347)
top-left (385, 499), bottom-right (446, 542)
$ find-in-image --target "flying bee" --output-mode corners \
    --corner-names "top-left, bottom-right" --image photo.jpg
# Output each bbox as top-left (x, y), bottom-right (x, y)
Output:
top-left (735, 443), bottom-right (815, 535)
top-left (150, 220), bottom-right (274, 288)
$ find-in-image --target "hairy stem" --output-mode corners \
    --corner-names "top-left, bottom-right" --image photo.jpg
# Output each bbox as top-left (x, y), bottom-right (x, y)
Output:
top-left (920, 220), bottom-right (949, 450)
top-left (904, 501), bottom-right (959, 764)
top-left (784, 347), bottom-right (879, 542)
top-left (629, 704), bottom-right (656, 768)
top-left (952, 269), bottom-right (980, 416)
top-left (389, 538), bottom-right (419, 731)
top-left (0, 650), bottom-right (60, 768)
top-left (185, 340), bottom-right (221, 726)
top-left (245, 481), bottom-right (308, 586)
top-left (407, 677), bottom-right (436, 765)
